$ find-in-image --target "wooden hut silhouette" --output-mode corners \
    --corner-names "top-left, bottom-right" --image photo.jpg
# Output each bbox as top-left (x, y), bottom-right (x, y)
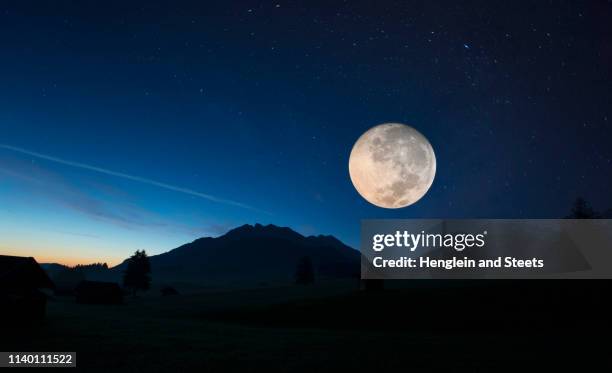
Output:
top-left (0, 255), bottom-right (54, 323)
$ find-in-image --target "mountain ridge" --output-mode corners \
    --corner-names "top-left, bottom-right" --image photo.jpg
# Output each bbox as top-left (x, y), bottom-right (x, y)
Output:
top-left (44, 224), bottom-right (360, 286)
top-left (113, 223), bottom-right (359, 284)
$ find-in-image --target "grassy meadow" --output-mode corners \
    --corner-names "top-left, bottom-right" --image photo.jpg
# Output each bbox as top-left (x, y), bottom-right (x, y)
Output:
top-left (4, 280), bottom-right (608, 372)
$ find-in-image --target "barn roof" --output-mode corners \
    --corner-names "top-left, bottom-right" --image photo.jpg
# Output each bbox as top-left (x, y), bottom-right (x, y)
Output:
top-left (0, 255), bottom-right (54, 289)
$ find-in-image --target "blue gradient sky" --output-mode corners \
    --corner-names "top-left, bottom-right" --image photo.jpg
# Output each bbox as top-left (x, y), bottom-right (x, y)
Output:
top-left (1, 1), bottom-right (611, 265)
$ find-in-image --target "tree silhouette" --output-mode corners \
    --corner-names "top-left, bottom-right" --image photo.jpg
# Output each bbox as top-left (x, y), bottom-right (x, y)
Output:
top-left (566, 197), bottom-right (600, 218)
top-left (123, 250), bottom-right (151, 296)
top-left (295, 256), bottom-right (315, 285)
top-left (75, 263), bottom-right (108, 271)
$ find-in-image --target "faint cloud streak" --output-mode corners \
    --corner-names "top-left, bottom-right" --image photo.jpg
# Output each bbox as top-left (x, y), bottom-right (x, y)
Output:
top-left (0, 144), bottom-right (266, 213)
top-left (0, 157), bottom-right (223, 235)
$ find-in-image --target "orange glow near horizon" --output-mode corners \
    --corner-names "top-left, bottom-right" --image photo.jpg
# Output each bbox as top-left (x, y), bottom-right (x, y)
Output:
top-left (34, 255), bottom-right (124, 267)
top-left (0, 247), bottom-right (124, 267)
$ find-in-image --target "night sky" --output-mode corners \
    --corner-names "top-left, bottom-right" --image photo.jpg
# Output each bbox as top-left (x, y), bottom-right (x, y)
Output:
top-left (1, 1), bottom-right (611, 265)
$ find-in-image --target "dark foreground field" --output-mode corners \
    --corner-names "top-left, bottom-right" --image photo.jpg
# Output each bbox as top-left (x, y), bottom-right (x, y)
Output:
top-left (4, 280), bottom-right (610, 372)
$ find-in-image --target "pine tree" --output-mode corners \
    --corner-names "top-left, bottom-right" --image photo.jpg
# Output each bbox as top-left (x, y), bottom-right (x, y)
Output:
top-left (123, 250), bottom-right (151, 296)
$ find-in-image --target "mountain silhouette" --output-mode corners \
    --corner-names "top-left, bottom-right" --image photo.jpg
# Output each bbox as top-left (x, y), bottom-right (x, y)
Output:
top-left (112, 224), bottom-right (360, 285)
top-left (40, 263), bottom-right (68, 279)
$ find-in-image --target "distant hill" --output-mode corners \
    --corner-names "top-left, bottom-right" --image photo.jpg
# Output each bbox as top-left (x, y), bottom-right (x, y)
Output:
top-left (40, 263), bottom-right (68, 279)
top-left (41, 262), bottom-right (114, 293)
top-left (112, 224), bottom-right (360, 286)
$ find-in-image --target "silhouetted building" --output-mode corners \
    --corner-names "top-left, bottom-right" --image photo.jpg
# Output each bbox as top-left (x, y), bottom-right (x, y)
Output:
top-left (160, 286), bottom-right (179, 296)
top-left (75, 281), bottom-right (123, 304)
top-left (0, 255), bottom-right (54, 323)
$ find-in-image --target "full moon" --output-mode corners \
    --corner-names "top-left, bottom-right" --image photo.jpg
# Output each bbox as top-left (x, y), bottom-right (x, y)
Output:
top-left (348, 123), bottom-right (436, 209)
